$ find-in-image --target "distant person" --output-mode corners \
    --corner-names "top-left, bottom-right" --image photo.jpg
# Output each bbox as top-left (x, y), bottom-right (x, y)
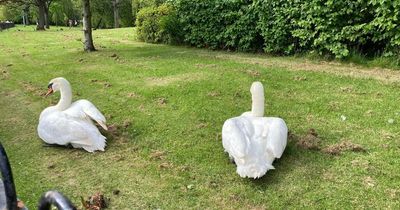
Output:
top-left (68, 19), bottom-right (73, 28)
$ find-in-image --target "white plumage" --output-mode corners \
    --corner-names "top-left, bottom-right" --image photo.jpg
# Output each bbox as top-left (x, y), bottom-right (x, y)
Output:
top-left (222, 82), bottom-right (287, 178)
top-left (37, 77), bottom-right (107, 152)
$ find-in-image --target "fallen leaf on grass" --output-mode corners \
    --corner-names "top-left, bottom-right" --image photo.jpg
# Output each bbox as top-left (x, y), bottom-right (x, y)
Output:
top-left (127, 92), bottom-right (137, 98)
top-left (207, 91), bottom-right (220, 97)
top-left (293, 76), bottom-right (307, 81)
top-left (150, 150), bottom-right (166, 160)
top-left (363, 176), bottom-right (375, 188)
top-left (159, 162), bottom-right (172, 169)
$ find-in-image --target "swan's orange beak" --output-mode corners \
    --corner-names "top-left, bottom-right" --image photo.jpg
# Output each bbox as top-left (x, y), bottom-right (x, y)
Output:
top-left (45, 87), bottom-right (53, 97)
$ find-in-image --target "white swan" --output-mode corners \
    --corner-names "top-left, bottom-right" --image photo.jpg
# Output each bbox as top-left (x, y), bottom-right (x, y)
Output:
top-left (37, 77), bottom-right (108, 152)
top-left (222, 82), bottom-right (287, 178)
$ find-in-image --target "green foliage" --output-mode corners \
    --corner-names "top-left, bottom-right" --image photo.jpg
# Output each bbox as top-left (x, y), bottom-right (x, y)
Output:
top-left (0, 6), bottom-right (5, 21)
top-left (49, 0), bottom-right (79, 26)
top-left (1, 3), bottom-right (24, 23)
top-left (175, 0), bottom-right (260, 51)
top-left (91, 0), bottom-right (134, 28)
top-left (132, 0), bottom-right (165, 25)
top-left (136, 3), bottom-right (182, 44)
top-left (119, 0), bottom-right (134, 27)
top-left (172, 0), bottom-right (400, 58)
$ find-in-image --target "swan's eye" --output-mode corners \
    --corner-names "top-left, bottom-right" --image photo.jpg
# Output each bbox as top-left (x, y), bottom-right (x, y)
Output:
top-left (47, 83), bottom-right (53, 88)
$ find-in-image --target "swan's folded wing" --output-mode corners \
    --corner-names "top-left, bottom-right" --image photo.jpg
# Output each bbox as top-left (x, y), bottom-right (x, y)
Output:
top-left (265, 118), bottom-right (288, 158)
top-left (222, 118), bottom-right (250, 160)
top-left (38, 112), bottom-right (92, 146)
top-left (64, 99), bottom-right (108, 130)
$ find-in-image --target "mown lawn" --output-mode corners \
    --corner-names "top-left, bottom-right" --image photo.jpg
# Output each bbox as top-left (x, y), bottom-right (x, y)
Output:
top-left (0, 25), bottom-right (399, 209)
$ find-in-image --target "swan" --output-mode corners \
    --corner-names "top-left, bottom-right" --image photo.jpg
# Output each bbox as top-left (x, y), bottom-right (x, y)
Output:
top-left (222, 82), bottom-right (288, 178)
top-left (37, 77), bottom-right (108, 152)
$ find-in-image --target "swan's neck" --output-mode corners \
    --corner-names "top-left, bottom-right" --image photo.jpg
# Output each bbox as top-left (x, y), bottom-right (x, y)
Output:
top-left (55, 84), bottom-right (72, 111)
top-left (251, 92), bottom-right (264, 117)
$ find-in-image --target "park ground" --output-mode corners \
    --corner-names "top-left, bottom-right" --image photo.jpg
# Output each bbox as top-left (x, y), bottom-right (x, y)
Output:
top-left (0, 26), bottom-right (399, 209)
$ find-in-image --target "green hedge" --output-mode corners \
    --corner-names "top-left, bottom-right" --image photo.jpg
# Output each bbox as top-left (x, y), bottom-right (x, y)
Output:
top-left (170, 0), bottom-right (400, 58)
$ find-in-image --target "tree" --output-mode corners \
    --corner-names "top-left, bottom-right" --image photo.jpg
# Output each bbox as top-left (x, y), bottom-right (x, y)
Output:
top-left (82, 0), bottom-right (95, 51)
top-left (0, 0), bottom-right (47, 30)
top-left (44, 0), bottom-right (53, 28)
top-left (112, 0), bottom-right (118, 28)
top-left (36, 0), bottom-right (45, 30)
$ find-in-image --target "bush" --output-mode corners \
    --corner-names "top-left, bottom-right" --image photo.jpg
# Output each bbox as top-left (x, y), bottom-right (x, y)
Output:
top-left (172, 0), bottom-right (400, 58)
top-left (176, 0), bottom-right (261, 51)
top-left (136, 4), bottom-right (182, 44)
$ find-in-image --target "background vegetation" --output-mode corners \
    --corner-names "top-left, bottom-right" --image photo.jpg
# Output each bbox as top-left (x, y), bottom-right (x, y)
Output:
top-left (135, 0), bottom-right (400, 64)
top-left (0, 0), bottom-right (134, 28)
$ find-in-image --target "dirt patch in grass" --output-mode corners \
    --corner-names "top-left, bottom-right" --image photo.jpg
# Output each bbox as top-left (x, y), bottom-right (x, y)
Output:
top-left (246, 69), bottom-right (261, 77)
top-left (213, 54), bottom-right (400, 83)
top-left (150, 150), bottom-right (166, 160)
top-left (21, 81), bottom-right (45, 96)
top-left (81, 192), bottom-right (109, 210)
top-left (296, 128), bottom-right (321, 150)
top-left (145, 72), bottom-right (206, 87)
top-left (156, 97), bottom-right (167, 106)
top-left (322, 141), bottom-right (366, 155)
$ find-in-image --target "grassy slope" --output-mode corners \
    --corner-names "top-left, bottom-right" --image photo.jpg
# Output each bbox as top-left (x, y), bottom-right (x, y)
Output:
top-left (0, 26), bottom-right (399, 209)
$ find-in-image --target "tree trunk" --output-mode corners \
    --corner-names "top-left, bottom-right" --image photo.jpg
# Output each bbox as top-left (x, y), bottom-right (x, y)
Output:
top-left (36, 0), bottom-right (46, 30)
top-left (23, 5), bottom-right (29, 25)
top-left (44, 5), bottom-right (50, 29)
top-left (82, 0), bottom-right (96, 51)
top-left (113, 0), bottom-right (119, 28)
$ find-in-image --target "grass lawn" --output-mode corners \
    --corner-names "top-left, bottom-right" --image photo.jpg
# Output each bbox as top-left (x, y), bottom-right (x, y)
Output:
top-left (0, 25), bottom-right (399, 209)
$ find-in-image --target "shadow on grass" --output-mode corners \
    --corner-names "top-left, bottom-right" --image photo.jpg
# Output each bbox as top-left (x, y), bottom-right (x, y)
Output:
top-left (243, 141), bottom-right (334, 189)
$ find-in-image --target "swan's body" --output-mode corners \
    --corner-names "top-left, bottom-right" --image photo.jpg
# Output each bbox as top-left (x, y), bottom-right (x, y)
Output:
top-left (222, 82), bottom-right (287, 178)
top-left (38, 77), bottom-right (107, 152)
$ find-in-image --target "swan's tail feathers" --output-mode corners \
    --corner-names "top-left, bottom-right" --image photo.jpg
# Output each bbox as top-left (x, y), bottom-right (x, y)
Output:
top-left (97, 121), bottom-right (108, 131)
top-left (70, 134), bottom-right (106, 152)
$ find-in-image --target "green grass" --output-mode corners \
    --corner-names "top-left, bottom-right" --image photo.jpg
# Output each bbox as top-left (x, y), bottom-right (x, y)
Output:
top-left (0, 25), bottom-right (400, 209)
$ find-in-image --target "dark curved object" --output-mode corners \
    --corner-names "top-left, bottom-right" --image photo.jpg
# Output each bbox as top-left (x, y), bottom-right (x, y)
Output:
top-left (38, 191), bottom-right (77, 210)
top-left (0, 142), bottom-right (18, 210)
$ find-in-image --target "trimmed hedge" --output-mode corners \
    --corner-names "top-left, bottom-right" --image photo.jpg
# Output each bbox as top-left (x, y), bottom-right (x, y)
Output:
top-left (171, 0), bottom-right (400, 58)
top-left (135, 0), bottom-right (400, 58)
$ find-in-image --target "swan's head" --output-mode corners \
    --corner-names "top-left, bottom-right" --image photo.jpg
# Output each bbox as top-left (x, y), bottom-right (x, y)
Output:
top-left (250, 81), bottom-right (264, 98)
top-left (45, 77), bottom-right (70, 96)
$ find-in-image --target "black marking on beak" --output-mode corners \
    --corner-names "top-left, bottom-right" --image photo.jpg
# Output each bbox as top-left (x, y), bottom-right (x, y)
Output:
top-left (47, 83), bottom-right (53, 88)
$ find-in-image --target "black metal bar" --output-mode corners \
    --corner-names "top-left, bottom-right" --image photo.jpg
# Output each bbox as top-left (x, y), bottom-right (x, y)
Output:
top-left (0, 142), bottom-right (18, 210)
top-left (38, 191), bottom-right (77, 210)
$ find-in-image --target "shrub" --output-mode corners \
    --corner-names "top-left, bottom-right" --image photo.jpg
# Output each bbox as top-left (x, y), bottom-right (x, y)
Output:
top-left (136, 4), bottom-right (182, 44)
